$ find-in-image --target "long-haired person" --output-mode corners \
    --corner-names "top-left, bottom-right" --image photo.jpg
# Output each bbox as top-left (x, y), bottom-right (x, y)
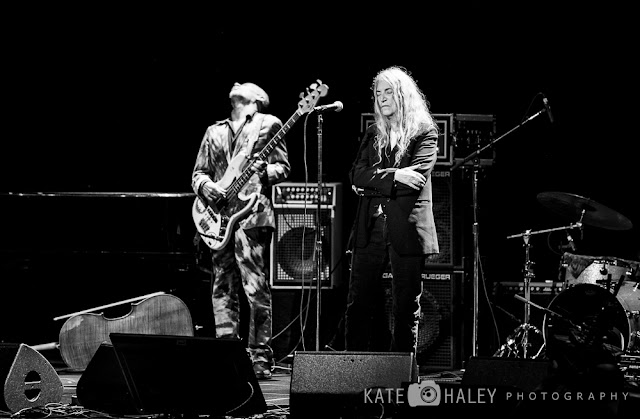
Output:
top-left (345, 66), bottom-right (439, 357)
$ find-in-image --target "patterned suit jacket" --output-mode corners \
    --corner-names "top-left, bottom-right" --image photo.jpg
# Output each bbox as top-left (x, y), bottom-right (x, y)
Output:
top-left (191, 111), bottom-right (290, 230)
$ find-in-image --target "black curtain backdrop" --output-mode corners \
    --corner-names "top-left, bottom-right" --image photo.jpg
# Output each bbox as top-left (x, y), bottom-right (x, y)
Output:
top-left (2, 6), bottom-right (638, 355)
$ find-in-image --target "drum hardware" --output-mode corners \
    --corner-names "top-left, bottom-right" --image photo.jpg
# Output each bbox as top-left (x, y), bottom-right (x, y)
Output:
top-left (506, 222), bottom-right (583, 242)
top-left (514, 293), bottom-right (585, 332)
top-left (494, 292), bottom-right (588, 359)
top-left (493, 322), bottom-right (544, 359)
top-left (491, 301), bottom-right (522, 324)
top-left (491, 299), bottom-right (542, 358)
top-left (498, 224), bottom-right (582, 359)
top-left (611, 272), bottom-right (627, 297)
top-left (495, 230), bottom-right (541, 359)
top-left (495, 229), bottom-right (539, 359)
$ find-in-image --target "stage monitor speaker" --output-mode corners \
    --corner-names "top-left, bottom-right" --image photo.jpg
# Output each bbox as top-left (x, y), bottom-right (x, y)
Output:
top-left (77, 333), bottom-right (266, 417)
top-left (271, 182), bottom-right (343, 289)
top-left (0, 343), bottom-right (63, 413)
top-left (384, 268), bottom-right (464, 371)
top-left (290, 351), bottom-right (415, 418)
top-left (462, 356), bottom-right (552, 392)
top-left (75, 343), bottom-right (136, 415)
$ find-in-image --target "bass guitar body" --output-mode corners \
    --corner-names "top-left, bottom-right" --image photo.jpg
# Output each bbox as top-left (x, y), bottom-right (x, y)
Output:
top-left (192, 150), bottom-right (262, 251)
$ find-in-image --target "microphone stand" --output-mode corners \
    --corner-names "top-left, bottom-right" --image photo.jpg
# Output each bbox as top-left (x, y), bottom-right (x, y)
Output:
top-left (315, 112), bottom-right (324, 351)
top-left (450, 108), bottom-right (547, 357)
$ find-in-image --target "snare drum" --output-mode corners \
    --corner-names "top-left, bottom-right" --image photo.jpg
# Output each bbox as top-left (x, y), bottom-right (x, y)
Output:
top-left (561, 253), bottom-right (634, 293)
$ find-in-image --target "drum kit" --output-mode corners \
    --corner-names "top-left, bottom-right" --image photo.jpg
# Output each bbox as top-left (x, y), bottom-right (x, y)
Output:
top-left (494, 191), bottom-right (639, 374)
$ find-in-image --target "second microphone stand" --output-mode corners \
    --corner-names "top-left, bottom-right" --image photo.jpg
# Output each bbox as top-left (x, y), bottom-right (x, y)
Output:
top-left (450, 106), bottom-right (549, 357)
top-left (314, 112), bottom-right (324, 351)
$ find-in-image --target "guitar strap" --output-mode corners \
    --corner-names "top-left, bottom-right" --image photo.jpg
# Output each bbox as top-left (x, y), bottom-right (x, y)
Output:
top-left (228, 121), bottom-right (245, 158)
top-left (243, 113), bottom-right (266, 158)
top-left (230, 113), bottom-right (266, 159)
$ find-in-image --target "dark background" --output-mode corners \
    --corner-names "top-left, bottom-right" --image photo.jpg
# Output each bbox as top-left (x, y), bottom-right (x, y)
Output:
top-left (1, 7), bottom-right (638, 362)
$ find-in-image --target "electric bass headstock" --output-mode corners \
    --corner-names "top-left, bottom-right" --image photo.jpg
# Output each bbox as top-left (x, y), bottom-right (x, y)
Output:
top-left (297, 80), bottom-right (329, 114)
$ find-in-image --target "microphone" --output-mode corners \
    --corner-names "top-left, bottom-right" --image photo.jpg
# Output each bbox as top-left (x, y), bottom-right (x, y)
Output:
top-left (314, 101), bottom-right (344, 112)
top-left (542, 96), bottom-right (554, 123)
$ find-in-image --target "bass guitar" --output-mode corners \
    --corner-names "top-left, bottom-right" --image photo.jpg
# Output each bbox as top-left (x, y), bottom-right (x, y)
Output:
top-left (192, 80), bottom-right (328, 250)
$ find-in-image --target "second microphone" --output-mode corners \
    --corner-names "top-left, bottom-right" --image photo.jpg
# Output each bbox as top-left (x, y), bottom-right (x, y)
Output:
top-left (314, 101), bottom-right (344, 112)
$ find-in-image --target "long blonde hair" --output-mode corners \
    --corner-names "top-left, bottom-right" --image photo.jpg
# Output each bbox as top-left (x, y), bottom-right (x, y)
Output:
top-left (372, 66), bottom-right (437, 166)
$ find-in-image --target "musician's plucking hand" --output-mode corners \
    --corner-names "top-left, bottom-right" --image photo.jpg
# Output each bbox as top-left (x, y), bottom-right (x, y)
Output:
top-left (201, 180), bottom-right (227, 200)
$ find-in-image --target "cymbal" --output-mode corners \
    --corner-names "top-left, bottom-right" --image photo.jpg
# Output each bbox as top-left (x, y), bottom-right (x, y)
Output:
top-left (537, 191), bottom-right (633, 231)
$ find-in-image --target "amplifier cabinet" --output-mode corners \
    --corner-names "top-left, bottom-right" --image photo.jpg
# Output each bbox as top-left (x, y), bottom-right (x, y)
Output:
top-left (360, 113), bottom-right (453, 166)
top-left (425, 169), bottom-right (459, 267)
top-left (383, 267), bottom-right (464, 371)
top-left (270, 183), bottom-right (343, 289)
top-left (453, 113), bottom-right (496, 158)
top-left (433, 113), bottom-right (454, 166)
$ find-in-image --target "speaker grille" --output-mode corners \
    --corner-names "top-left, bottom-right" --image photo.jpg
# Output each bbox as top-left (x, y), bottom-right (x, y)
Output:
top-left (271, 207), bottom-right (339, 288)
top-left (290, 351), bottom-right (415, 417)
top-left (417, 277), bottom-right (454, 369)
top-left (273, 209), bottom-right (331, 285)
top-left (291, 351), bottom-right (414, 395)
top-left (384, 269), bottom-right (462, 371)
top-left (425, 170), bottom-right (454, 266)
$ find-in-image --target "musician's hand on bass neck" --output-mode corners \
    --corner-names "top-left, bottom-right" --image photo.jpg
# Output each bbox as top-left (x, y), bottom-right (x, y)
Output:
top-left (250, 154), bottom-right (267, 179)
top-left (202, 180), bottom-right (227, 201)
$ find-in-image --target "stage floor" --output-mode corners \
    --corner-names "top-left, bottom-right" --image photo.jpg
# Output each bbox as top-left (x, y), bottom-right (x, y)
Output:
top-left (53, 365), bottom-right (466, 419)
top-left (3, 350), bottom-right (638, 419)
top-left (57, 366), bottom-right (293, 418)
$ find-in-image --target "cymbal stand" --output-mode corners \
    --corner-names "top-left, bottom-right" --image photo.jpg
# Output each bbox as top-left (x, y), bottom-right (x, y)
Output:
top-left (498, 222), bottom-right (581, 358)
top-left (521, 231), bottom-right (535, 358)
top-left (494, 230), bottom-right (542, 358)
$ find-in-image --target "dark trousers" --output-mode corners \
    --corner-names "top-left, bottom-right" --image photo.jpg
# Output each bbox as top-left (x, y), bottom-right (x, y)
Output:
top-left (344, 215), bottom-right (424, 352)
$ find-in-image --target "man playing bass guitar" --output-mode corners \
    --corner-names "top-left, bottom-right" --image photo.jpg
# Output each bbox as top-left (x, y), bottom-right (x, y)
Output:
top-left (191, 81), bottom-right (291, 380)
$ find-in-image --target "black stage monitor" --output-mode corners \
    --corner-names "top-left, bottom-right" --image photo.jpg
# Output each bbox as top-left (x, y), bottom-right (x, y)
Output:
top-left (109, 333), bottom-right (267, 417)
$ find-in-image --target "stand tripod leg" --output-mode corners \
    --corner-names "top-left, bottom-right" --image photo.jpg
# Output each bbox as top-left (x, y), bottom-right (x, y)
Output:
top-left (494, 323), bottom-right (543, 358)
